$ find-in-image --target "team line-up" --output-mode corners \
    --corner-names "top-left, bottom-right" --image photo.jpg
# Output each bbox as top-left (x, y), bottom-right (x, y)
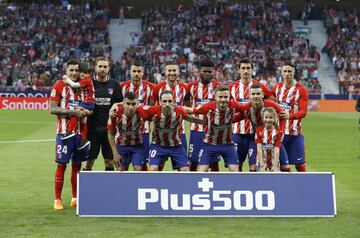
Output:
top-left (49, 57), bottom-right (308, 210)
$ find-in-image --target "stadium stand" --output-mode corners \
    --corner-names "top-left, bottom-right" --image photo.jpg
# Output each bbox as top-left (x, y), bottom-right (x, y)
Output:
top-left (118, 1), bottom-right (321, 91)
top-left (0, 2), bottom-right (111, 91)
top-left (322, 5), bottom-right (360, 95)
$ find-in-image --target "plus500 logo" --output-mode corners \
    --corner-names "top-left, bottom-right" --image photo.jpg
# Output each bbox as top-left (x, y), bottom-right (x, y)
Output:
top-left (137, 178), bottom-right (275, 211)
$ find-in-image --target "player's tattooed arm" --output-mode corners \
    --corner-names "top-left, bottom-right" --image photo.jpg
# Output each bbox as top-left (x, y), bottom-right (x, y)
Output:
top-left (49, 101), bottom-right (85, 118)
top-left (184, 114), bottom-right (206, 125)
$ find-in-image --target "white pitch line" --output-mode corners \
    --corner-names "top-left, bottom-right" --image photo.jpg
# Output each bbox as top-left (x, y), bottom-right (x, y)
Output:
top-left (0, 139), bottom-right (55, 144)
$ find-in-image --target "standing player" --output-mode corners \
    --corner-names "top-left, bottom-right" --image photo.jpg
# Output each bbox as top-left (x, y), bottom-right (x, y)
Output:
top-left (107, 92), bottom-right (147, 171)
top-left (144, 90), bottom-right (200, 171)
top-left (188, 85), bottom-right (246, 172)
top-left (187, 59), bottom-right (220, 171)
top-left (150, 62), bottom-right (188, 149)
top-left (62, 61), bottom-right (95, 149)
top-left (84, 57), bottom-right (123, 171)
top-left (229, 58), bottom-right (272, 171)
top-left (255, 107), bottom-right (284, 172)
top-left (50, 60), bottom-right (89, 210)
top-left (120, 60), bottom-right (154, 170)
top-left (237, 84), bottom-right (290, 172)
top-left (272, 62), bottom-right (309, 172)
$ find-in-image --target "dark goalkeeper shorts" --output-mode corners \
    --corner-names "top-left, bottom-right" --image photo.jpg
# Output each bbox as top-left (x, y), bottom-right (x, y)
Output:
top-left (88, 131), bottom-right (113, 161)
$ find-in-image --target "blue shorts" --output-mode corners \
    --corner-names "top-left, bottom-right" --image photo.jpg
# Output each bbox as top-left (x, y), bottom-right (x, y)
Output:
top-left (198, 143), bottom-right (239, 166)
top-left (148, 144), bottom-right (189, 169)
top-left (143, 133), bottom-right (150, 164)
top-left (117, 144), bottom-right (146, 167)
top-left (188, 131), bottom-right (204, 163)
top-left (55, 134), bottom-right (90, 164)
top-left (248, 139), bottom-right (289, 166)
top-left (189, 131), bottom-right (220, 164)
top-left (180, 133), bottom-right (187, 152)
top-left (80, 101), bottom-right (95, 110)
top-left (233, 134), bottom-right (253, 163)
top-left (282, 135), bottom-right (305, 164)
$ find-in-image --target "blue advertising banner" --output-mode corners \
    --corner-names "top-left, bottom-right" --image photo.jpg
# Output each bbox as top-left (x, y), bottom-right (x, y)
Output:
top-left (77, 172), bottom-right (336, 217)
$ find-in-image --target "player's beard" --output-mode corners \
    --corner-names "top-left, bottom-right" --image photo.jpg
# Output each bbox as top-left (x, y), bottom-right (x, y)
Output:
top-left (162, 106), bottom-right (172, 116)
top-left (132, 76), bottom-right (141, 85)
top-left (200, 75), bottom-right (211, 84)
top-left (217, 101), bottom-right (228, 112)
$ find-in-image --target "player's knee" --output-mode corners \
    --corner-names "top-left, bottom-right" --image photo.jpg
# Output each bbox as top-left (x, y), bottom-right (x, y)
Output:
top-left (133, 166), bottom-right (142, 171)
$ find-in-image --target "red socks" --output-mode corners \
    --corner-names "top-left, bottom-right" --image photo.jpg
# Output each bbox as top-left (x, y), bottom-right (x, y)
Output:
top-left (295, 164), bottom-right (306, 172)
top-left (54, 164), bottom-right (66, 200)
top-left (71, 164), bottom-right (81, 198)
top-left (80, 122), bottom-right (87, 141)
top-left (66, 117), bottom-right (78, 134)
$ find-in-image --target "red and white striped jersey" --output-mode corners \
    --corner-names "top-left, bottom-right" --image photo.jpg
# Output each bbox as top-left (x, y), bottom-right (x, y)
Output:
top-left (193, 101), bottom-right (245, 145)
top-left (78, 75), bottom-right (95, 103)
top-left (151, 81), bottom-right (188, 134)
top-left (255, 125), bottom-right (283, 167)
top-left (229, 80), bottom-right (271, 134)
top-left (151, 81), bottom-right (188, 106)
top-left (187, 80), bottom-right (220, 132)
top-left (120, 80), bottom-right (154, 133)
top-left (272, 82), bottom-right (308, 135)
top-left (241, 99), bottom-right (286, 131)
top-left (107, 104), bottom-right (145, 145)
top-left (138, 105), bottom-right (187, 147)
top-left (50, 80), bottom-right (81, 135)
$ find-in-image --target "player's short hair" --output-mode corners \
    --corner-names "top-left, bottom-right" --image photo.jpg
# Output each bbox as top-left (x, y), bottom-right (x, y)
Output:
top-left (165, 61), bottom-right (178, 67)
top-left (239, 58), bottom-right (253, 68)
top-left (200, 59), bottom-right (214, 68)
top-left (215, 85), bottom-right (230, 93)
top-left (79, 62), bottom-right (92, 74)
top-left (160, 90), bottom-right (173, 100)
top-left (124, 92), bottom-right (136, 101)
top-left (282, 61), bottom-right (295, 68)
top-left (261, 107), bottom-right (278, 123)
top-left (67, 59), bottom-right (79, 67)
top-left (95, 56), bottom-right (110, 66)
top-left (132, 59), bottom-right (144, 68)
top-left (250, 84), bottom-right (262, 90)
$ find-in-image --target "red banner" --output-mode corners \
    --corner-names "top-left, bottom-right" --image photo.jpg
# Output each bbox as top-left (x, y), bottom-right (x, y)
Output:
top-left (0, 97), bottom-right (50, 110)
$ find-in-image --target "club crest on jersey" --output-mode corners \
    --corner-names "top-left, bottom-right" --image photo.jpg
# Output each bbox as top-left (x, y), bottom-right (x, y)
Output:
top-left (108, 88), bottom-right (113, 95)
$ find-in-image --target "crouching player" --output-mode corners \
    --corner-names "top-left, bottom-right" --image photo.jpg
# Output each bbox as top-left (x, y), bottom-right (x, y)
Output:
top-left (187, 85), bottom-right (246, 172)
top-left (142, 90), bottom-right (203, 171)
top-left (255, 107), bottom-right (283, 172)
top-left (107, 92), bottom-right (149, 171)
top-left (62, 61), bottom-right (95, 149)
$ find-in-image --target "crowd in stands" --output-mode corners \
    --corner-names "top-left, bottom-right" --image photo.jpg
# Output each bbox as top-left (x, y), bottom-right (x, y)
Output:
top-left (0, 2), bottom-right (110, 92)
top-left (119, 0), bottom-right (321, 91)
top-left (322, 5), bottom-right (360, 94)
top-left (0, 1), bottom-right (323, 93)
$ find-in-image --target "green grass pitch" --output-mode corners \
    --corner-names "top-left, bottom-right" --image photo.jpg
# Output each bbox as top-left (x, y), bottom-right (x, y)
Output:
top-left (0, 110), bottom-right (359, 237)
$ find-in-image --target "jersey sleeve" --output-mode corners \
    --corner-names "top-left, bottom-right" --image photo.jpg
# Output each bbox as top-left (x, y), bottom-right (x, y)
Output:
top-left (258, 82), bottom-right (272, 98)
top-left (254, 128), bottom-right (262, 144)
top-left (289, 87), bottom-right (308, 119)
top-left (79, 76), bottom-right (91, 89)
top-left (193, 102), bottom-right (211, 114)
top-left (50, 81), bottom-right (62, 102)
top-left (176, 106), bottom-right (187, 117)
top-left (232, 112), bottom-right (245, 123)
top-left (274, 129), bottom-right (283, 148)
top-left (150, 84), bottom-right (160, 103)
top-left (137, 105), bottom-right (156, 121)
